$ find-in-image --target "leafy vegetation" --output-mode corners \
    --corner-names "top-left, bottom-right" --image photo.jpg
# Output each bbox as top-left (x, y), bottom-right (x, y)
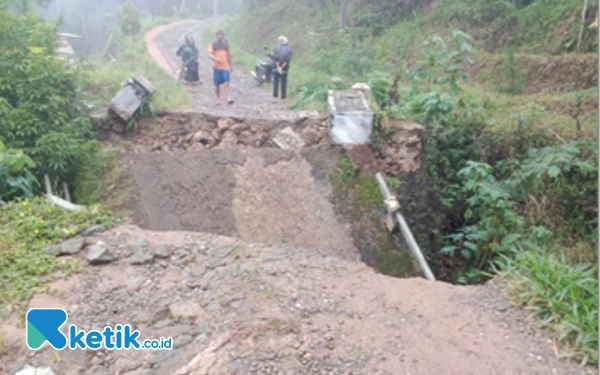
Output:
top-left (0, 141), bottom-right (38, 203)
top-left (0, 6), bottom-right (103, 197)
top-left (0, 198), bottom-right (114, 316)
top-left (85, 19), bottom-right (190, 112)
top-left (233, 0), bottom-right (598, 360)
top-left (498, 248), bottom-right (598, 365)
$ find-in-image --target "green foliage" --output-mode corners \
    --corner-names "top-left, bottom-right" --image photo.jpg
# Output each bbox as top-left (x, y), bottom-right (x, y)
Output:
top-left (0, 198), bottom-right (114, 316)
top-left (367, 71), bottom-right (394, 109)
top-left (495, 46), bottom-right (528, 95)
top-left (119, 3), bottom-right (141, 36)
top-left (499, 248), bottom-right (598, 365)
top-left (0, 7), bottom-right (97, 194)
top-left (73, 144), bottom-right (117, 205)
top-left (412, 31), bottom-right (475, 95)
top-left (338, 155), bottom-right (357, 182)
top-left (438, 0), bottom-right (599, 54)
top-left (569, 88), bottom-right (599, 137)
top-left (0, 141), bottom-right (38, 203)
top-left (85, 28), bottom-right (189, 112)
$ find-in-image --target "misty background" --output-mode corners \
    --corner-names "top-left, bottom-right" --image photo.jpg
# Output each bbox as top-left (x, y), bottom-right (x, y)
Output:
top-left (24, 0), bottom-right (243, 54)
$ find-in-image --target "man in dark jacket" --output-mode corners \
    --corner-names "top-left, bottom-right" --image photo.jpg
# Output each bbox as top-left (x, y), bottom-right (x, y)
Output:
top-left (272, 35), bottom-right (292, 100)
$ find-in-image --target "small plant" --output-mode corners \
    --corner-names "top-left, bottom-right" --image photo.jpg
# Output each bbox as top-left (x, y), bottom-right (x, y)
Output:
top-left (338, 155), bottom-right (357, 182)
top-left (495, 46), bottom-right (528, 95)
top-left (0, 142), bottom-right (38, 203)
top-left (569, 88), bottom-right (597, 138)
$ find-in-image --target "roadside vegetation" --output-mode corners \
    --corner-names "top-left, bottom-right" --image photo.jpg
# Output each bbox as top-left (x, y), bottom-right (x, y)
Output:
top-left (83, 4), bottom-right (191, 113)
top-left (0, 3), bottom-right (119, 317)
top-left (231, 0), bottom-right (598, 364)
top-left (0, 198), bottom-right (113, 317)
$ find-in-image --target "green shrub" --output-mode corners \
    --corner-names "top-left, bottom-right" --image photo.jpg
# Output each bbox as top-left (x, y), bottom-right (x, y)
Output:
top-left (84, 32), bottom-right (190, 112)
top-left (0, 141), bottom-right (38, 203)
top-left (0, 198), bottom-right (114, 316)
top-left (0, 7), bottom-right (96, 193)
top-left (119, 3), bottom-right (142, 36)
top-left (495, 46), bottom-right (528, 95)
top-left (499, 248), bottom-right (598, 365)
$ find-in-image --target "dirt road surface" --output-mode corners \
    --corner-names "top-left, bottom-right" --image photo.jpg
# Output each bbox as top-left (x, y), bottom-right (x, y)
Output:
top-left (1, 227), bottom-right (589, 375)
top-left (0, 20), bottom-right (590, 375)
top-left (145, 19), bottom-right (298, 121)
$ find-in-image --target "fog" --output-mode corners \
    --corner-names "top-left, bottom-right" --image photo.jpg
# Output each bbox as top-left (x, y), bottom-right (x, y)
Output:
top-left (28, 0), bottom-right (243, 54)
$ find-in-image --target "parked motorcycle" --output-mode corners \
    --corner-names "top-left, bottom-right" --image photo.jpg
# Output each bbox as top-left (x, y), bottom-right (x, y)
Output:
top-left (251, 47), bottom-right (274, 86)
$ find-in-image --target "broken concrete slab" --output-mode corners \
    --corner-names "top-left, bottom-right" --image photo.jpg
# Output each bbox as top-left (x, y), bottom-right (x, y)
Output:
top-left (273, 127), bottom-right (305, 150)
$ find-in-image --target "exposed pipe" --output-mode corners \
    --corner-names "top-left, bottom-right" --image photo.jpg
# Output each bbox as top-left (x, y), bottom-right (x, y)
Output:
top-left (375, 172), bottom-right (436, 281)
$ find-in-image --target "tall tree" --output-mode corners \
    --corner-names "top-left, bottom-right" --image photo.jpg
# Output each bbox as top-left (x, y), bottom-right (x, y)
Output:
top-left (339, 0), bottom-right (348, 29)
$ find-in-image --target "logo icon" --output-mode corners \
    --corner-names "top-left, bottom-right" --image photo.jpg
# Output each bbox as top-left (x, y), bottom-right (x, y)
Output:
top-left (26, 308), bottom-right (68, 350)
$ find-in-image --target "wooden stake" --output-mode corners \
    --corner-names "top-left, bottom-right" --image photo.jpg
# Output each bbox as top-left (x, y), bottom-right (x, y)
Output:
top-left (44, 174), bottom-right (53, 196)
top-left (63, 182), bottom-right (71, 202)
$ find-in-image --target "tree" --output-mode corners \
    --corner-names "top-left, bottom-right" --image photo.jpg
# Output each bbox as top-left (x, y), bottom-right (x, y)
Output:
top-left (0, 5), bottom-right (94, 189)
top-left (339, 0), bottom-right (348, 29)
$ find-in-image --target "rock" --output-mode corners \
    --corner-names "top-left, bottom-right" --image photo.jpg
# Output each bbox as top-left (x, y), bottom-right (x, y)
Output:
top-left (134, 239), bottom-right (149, 248)
top-left (192, 130), bottom-right (212, 144)
top-left (60, 237), bottom-right (86, 255)
top-left (115, 358), bottom-right (141, 373)
top-left (237, 130), bottom-right (254, 146)
top-left (211, 129), bottom-right (222, 142)
top-left (231, 123), bottom-right (249, 134)
top-left (129, 251), bottom-right (154, 266)
top-left (253, 132), bottom-right (269, 147)
top-left (168, 301), bottom-right (205, 321)
top-left (220, 131), bottom-right (238, 148)
top-left (301, 127), bottom-right (323, 146)
top-left (81, 225), bottom-right (106, 237)
top-left (217, 118), bottom-right (235, 132)
top-left (43, 237), bottom-right (85, 256)
top-left (153, 247), bottom-right (171, 259)
top-left (112, 121), bottom-right (126, 134)
top-left (273, 127), bottom-right (305, 150)
top-left (42, 245), bottom-right (62, 256)
top-left (14, 365), bottom-right (56, 375)
top-left (189, 143), bottom-right (204, 151)
top-left (87, 242), bottom-right (116, 265)
top-left (176, 334), bottom-right (193, 346)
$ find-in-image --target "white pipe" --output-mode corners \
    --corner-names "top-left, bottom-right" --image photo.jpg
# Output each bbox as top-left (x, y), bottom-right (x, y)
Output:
top-left (375, 172), bottom-right (436, 281)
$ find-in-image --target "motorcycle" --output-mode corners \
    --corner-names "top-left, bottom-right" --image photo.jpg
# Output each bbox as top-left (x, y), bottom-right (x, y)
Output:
top-left (251, 47), bottom-right (274, 86)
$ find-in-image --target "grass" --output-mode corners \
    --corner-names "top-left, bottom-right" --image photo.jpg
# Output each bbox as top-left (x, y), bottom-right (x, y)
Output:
top-left (498, 248), bottom-right (598, 365)
top-left (0, 198), bottom-right (114, 318)
top-left (83, 30), bottom-right (190, 112)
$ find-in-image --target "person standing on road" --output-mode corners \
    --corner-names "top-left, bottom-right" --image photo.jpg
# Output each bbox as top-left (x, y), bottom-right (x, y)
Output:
top-left (208, 30), bottom-right (234, 105)
top-left (272, 35), bottom-right (292, 101)
top-left (187, 37), bottom-right (200, 85)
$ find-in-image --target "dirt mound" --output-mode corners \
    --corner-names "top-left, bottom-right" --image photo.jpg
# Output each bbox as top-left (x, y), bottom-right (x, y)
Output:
top-left (1, 226), bottom-right (586, 375)
top-left (124, 146), bottom-right (357, 260)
